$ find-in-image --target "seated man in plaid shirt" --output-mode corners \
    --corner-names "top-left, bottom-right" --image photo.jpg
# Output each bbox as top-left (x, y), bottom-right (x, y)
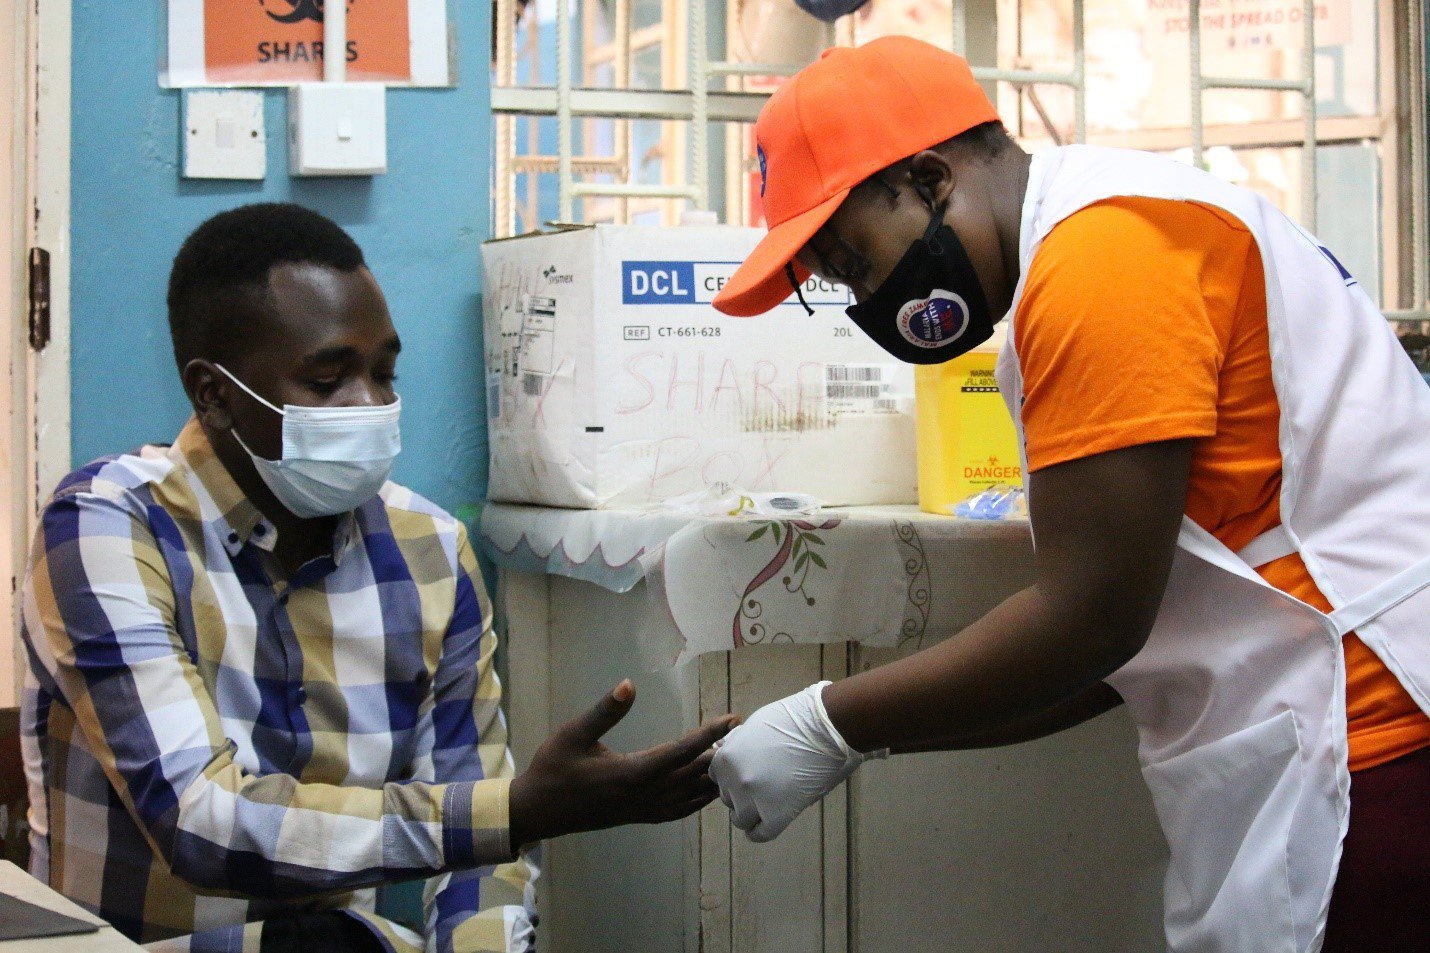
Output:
top-left (18, 204), bottom-right (735, 953)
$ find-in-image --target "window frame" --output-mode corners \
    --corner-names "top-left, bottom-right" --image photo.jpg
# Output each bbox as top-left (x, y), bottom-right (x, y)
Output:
top-left (489, 0), bottom-right (1427, 323)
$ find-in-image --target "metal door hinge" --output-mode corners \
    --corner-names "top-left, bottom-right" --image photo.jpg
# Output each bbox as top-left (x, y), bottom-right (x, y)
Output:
top-left (28, 247), bottom-right (50, 351)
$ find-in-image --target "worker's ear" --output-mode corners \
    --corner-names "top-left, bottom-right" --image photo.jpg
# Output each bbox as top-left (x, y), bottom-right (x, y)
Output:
top-left (184, 359), bottom-right (235, 432)
top-left (907, 149), bottom-right (957, 213)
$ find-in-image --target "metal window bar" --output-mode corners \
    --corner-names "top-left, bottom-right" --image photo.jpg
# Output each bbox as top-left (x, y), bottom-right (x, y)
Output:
top-left (1384, 0), bottom-right (1430, 323)
top-left (577, 0), bottom-right (634, 224)
top-left (513, 155), bottom-right (626, 173)
top-left (705, 62), bottom-right (804, 77)
top-left (1189, 0), bottom-right (1318, 232)
top-left (1188, 0), bottom-right (1428, 323)
top-left (953, 0), bottom-right (1087, 144)
top-left (493, 0), bottom-right (517, 236)
top-left (556, 0), bottom-right (574, 220)
top-left (689, 0), bottom-right (710, 211)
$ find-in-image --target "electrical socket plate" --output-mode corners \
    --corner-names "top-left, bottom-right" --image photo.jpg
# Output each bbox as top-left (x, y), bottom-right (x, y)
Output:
top-left (289, 82), bottom-right (387, 177)
top-left (183, 90), bottom-right (266, 180)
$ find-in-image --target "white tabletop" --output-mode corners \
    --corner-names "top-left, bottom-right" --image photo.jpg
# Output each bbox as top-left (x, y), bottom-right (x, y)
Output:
top-left (0, 862), bottom-right (142, 952)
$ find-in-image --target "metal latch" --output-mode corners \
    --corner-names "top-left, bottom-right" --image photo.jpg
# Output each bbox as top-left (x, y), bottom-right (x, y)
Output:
top-left (28, 247), bottom-right (50, 351)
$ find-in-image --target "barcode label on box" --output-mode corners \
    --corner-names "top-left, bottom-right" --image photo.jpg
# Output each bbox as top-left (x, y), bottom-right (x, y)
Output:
top-left (824, 363), bottom-right (900, 415)
top-left (826, 365), bottom-right (886, 383)
top-left (827, 383), bottom-right (886, 400)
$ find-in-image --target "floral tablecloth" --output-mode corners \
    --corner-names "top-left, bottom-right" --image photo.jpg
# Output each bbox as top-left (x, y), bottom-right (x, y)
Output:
top-left (480, 503), bottom-right (1037, 665)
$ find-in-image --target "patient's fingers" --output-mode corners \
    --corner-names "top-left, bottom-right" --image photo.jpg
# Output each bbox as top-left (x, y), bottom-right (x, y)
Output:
top-left (635, 715), bottom-right (740, 775)
top-left (668, 747), bottom-right (717, 784)
top-left (651, 793), bottom-right (720, 824)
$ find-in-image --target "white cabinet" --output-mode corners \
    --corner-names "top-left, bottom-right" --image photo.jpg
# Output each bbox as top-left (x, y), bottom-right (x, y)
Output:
top-left (497, 562), bottom-right (1168, 953)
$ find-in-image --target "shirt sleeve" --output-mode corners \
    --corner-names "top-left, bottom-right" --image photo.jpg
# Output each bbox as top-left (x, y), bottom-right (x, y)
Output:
top-left (422, 524), bottom-right (538, 953)
top-left (1014, 198), bottom-right (1251, 472)
top-left (22, 487), bottom-right (519, 900)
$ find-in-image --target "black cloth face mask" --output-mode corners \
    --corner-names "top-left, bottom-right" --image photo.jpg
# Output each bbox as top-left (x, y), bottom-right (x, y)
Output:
top-left (842, 202), bottom-right (995, 365)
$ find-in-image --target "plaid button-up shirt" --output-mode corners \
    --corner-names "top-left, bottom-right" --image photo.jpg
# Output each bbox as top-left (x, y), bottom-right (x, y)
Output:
top-left (19, 419), bottom-right (536, 953)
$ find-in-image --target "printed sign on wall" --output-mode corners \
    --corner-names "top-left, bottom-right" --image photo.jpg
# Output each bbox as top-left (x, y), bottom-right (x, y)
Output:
top-left (1143, 0), bottom-right (1351, 53)
top-left (165, 0), bottom-right (451, 87)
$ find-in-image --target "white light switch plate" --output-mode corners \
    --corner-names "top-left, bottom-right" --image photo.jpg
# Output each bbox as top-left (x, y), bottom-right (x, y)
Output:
top-left (289, 83), bottom-right (387, 177)
top-left (183, 90), bottom-right (266, 180)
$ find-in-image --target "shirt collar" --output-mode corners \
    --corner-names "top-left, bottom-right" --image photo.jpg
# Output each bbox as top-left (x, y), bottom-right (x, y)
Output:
top-left (170, 419), bottom-right (359, 562)
top-left (168, 419), bottom-right (277, 556)
top-left (169, 418), bottom-right (374, 563)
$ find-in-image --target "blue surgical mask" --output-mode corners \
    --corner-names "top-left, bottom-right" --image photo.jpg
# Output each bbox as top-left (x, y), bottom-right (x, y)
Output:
top-left (215, 364), bottom-right (401, 518)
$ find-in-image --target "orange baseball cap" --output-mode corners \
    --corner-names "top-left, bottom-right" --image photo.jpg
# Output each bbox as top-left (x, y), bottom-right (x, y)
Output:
top-left (713, 36), bottom-right (999, 317)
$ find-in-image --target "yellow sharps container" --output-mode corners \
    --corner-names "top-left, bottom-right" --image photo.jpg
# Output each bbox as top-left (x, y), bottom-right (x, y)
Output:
top-left (914, 328), bottom-right (1023, 515)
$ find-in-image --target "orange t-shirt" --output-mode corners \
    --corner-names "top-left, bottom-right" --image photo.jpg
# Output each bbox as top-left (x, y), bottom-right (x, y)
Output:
top-left (1014, 196), bottom-right (1430, 773)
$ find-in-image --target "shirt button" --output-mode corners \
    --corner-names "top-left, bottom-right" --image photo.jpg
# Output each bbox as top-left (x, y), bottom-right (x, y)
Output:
top-left (253, 524), bottom-right (267, 537)
top-left (227, 532), bottom-right (239, 544)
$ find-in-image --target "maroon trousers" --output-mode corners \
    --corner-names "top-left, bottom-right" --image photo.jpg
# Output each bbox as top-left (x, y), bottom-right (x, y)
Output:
top-left (1321, 745), bottom-right (1430, 951)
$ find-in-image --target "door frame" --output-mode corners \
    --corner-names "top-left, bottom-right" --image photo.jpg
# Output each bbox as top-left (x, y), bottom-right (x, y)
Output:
top-left (3, 0), bottom-right (70, 705)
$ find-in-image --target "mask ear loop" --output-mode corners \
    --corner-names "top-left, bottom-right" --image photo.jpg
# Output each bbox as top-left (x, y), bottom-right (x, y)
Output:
top-left (921, 200), bottom-right (949, 255)
top-left (214, 363), bottom-right (286, 417)
top-left (785, 263), bottom-right (815, 316)
top-left (908, 174), bottom-right (950, 251)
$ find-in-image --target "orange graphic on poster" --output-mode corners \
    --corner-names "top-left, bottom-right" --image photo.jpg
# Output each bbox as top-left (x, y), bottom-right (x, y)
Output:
top-left (204, 0), bottom-right (411, 84)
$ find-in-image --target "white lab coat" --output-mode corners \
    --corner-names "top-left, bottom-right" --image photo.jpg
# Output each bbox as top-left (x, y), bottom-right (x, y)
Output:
top-left (995, 145), bottom-right (1430, 952)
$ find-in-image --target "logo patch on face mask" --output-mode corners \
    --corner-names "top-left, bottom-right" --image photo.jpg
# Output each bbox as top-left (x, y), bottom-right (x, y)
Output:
top-left (896, 290), bottom-right (969, 349)
top-left (757, 144), bottom-right (768, 197)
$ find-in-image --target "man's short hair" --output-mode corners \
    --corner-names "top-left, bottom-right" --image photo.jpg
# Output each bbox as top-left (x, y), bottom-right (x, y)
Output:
top-left (940, 120), bottom-right (1015, 163)
top-left (859, 121), bottom-right (1015, 200)
top-left (167, 203), bottom-right (365, 373)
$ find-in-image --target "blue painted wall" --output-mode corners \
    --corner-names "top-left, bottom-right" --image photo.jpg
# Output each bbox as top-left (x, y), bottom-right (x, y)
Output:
top-left (70, 2), bottom-right (492, 517)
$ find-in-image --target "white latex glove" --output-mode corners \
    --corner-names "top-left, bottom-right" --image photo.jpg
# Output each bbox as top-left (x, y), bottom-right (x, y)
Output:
top-left (709, 681), bottom-right (887, 842)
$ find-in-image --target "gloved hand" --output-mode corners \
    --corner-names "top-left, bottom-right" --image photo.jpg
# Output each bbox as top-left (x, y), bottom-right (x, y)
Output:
top-left (709, 681), bottom-right (887, 842)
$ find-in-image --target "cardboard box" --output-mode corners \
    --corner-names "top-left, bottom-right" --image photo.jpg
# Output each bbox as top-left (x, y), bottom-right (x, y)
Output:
top-left (482, 225), bottom-right (917, 508)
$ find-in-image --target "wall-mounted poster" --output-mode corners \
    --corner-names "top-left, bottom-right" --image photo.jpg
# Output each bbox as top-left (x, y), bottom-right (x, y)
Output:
top-left (164, 0), bottom-right (451, 87)
top-left (1143, 0), bottom-right (1352, 55)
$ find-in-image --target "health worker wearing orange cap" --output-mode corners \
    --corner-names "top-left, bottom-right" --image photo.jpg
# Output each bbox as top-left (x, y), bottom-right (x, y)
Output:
top-left (708, 35), bottom-right (1430, 953)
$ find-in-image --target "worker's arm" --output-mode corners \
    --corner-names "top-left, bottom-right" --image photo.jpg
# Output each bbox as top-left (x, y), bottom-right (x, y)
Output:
top-left (711, 438), bottom-right (1190, 840)
top-left (835, 435), bottom-right (1189, 744)
top-left (889, 681), bottom-right (1124, 754)
top-left (828, 438), bottom-right (1188, 749)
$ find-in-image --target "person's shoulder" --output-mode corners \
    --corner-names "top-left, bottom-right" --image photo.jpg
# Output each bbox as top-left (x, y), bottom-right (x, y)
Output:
top-left (1022, 195), bottom-right (1255, 311)
top-left (47, 443), bottom-right (177, 513)
top-left (1047, 195), bottom-right (1251, 254)
top-left (377, 481), bottom-right (464, 537)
